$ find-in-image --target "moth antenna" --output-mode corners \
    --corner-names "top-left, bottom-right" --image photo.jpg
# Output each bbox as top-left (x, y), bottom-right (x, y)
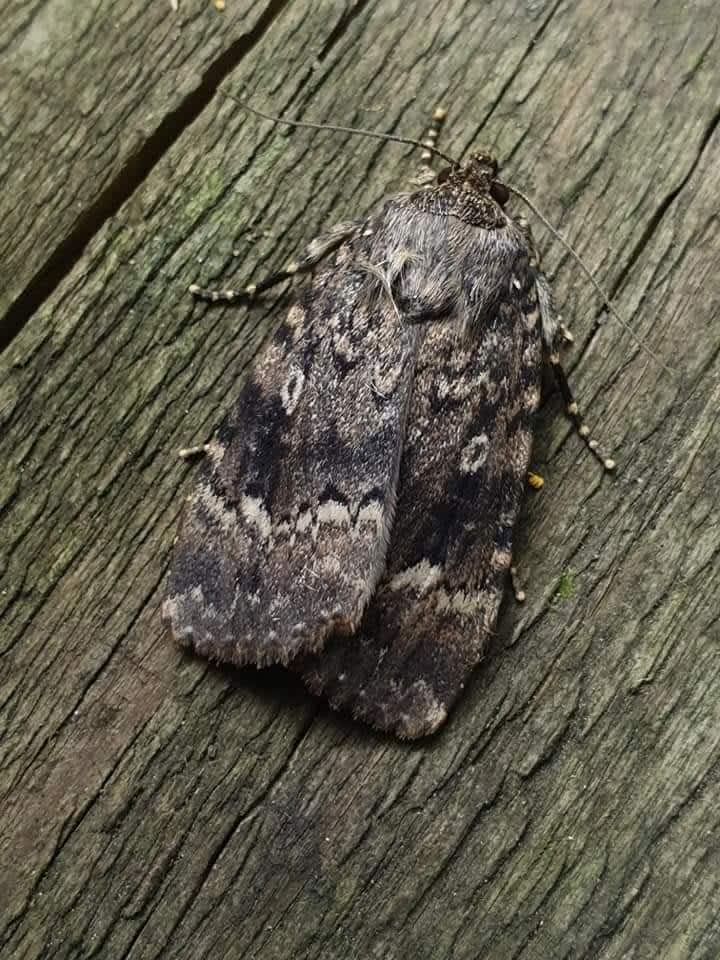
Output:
top-left (222, 90), bottom-right (459, 168)
top-left (508, 184), bottom-right (673, 376)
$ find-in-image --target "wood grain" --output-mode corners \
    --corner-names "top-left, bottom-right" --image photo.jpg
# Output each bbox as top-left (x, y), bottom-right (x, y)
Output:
top-left (1, 1), bottom-right (718, 957)
top-left (0, 0), bottom-right (288, 329)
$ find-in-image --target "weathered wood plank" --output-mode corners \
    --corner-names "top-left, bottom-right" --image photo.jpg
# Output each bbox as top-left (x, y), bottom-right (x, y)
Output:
top-left (0, 0), bottom-right (297, 332)
top-left (1, 1), bottom-right (719, 958)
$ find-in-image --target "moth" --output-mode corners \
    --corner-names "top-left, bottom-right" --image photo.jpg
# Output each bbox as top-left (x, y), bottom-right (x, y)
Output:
top-left (162, 106), bottom-right (614, 739)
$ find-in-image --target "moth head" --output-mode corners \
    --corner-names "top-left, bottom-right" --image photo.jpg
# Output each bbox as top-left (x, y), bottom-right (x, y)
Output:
top-left (443, 153), bottom-right (509, 207)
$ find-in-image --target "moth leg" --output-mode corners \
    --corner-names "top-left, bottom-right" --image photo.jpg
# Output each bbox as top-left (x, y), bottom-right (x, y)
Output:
top-left (558, 319), bottom-right (574, 345)
top-left (178, 443), bottom-right (210, 460)
top-left (188, 219), bottom-right (362, 303)
top-left (410, 106), bottom-right (448, 186)
top-left (549, 353), bottom-right (616, 472)
top-left (534, 271), bottom-right (614, 471)
top-left (509, 565), bottom-right (526, 603)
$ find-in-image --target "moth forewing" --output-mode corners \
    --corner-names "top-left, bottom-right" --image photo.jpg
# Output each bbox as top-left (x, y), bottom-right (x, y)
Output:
top-left (163, 236), bottom-right (422, 668)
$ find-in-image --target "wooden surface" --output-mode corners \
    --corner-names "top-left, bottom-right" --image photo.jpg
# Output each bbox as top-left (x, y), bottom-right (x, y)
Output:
top-left (1, 1), bottom-right (719, 957)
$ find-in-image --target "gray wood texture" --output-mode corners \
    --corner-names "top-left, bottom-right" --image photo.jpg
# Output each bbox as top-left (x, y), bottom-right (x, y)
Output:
top-left (1, 1), bottom-right (719, 958)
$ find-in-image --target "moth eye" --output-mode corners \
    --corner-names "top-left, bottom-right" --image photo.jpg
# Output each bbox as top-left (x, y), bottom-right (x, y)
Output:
top-left (490, 180), bottom-right (510, 206)
top-left (437, 166), bottom-right (452, 184)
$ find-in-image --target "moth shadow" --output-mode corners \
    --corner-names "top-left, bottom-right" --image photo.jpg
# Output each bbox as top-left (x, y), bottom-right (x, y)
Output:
top-left (188, 651), bottom-right (441, 747)
top-left (194, 653), bottom-right (312, 711)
